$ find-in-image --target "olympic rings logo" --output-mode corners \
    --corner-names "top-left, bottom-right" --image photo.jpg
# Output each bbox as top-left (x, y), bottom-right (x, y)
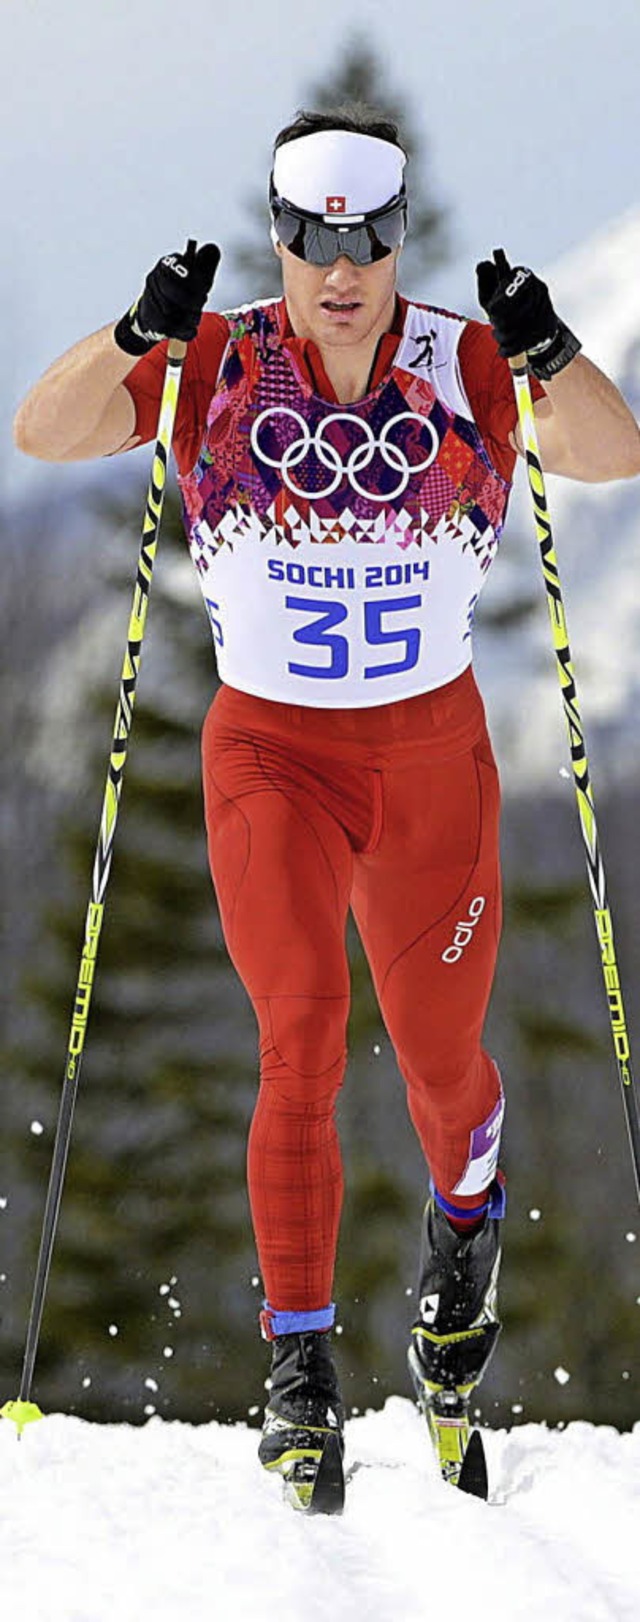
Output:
top-left (250, 407), bottom-right (439, 502)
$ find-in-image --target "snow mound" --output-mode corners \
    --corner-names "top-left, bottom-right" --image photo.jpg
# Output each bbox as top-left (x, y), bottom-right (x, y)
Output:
top-left (1, 1398), bottom-right (639, 1621)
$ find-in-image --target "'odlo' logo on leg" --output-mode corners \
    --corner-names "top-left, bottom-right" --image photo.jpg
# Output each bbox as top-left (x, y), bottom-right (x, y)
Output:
top-left (441, 896), bottom-right (486, 964)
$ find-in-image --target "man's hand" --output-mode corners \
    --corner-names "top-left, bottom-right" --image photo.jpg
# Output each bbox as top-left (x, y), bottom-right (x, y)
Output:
top-left (114, 239), bottom-right (221, 356)
top-left (476, 248), bottom-right (581, 380)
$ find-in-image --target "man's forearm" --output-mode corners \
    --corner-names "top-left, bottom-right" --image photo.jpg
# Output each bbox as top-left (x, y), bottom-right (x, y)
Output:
top-left (13, 324), bottom-right (138, 461)
top-left (537, 353), bottom-right (640, 482)
top-left (476, 251), bottom-right (640, 483)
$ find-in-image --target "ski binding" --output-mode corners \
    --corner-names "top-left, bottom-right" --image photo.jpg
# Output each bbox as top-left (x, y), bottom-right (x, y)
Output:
top-left (279, 1432), bottom-right (345, 1515)
top-left (409, 1344), bottom-right (489, 1500)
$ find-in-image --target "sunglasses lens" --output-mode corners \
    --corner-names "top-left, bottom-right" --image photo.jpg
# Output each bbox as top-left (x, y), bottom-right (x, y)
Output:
top-left (273, 206), bottom-right (405, 266)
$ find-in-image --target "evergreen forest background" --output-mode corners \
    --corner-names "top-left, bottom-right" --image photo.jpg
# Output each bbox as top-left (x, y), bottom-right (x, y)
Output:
top-left (2, 40), bottom-right (639, 1436)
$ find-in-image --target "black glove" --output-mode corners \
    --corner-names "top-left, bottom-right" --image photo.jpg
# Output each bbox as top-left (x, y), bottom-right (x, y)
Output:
top-left (114, 239), bottom-right (221, 356)
top-left (476, 248), bottom-right (581, 379)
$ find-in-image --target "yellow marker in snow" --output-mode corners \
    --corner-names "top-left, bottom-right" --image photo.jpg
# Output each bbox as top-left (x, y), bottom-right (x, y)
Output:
top-left (1, 1399), bottom-right (44, 1437)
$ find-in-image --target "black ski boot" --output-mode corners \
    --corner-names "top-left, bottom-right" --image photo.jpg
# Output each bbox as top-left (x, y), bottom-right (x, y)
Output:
top-left (408, 1194), bottom-right (502, 1496)
top-left (259, 1330), bottom-right (346, 1514)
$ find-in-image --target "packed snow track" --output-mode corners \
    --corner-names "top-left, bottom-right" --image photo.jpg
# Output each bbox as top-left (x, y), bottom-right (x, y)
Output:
top-left (1, 1396), bottom-right (638, 1621)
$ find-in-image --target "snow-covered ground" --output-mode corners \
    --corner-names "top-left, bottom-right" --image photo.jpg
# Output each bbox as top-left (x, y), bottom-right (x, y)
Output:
top-left (1, 1399), bottom-right (638, 1622)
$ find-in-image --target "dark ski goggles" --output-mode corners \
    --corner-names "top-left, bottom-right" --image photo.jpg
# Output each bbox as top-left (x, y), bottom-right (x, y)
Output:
top-left (270, 183), bottom-right (407, 267)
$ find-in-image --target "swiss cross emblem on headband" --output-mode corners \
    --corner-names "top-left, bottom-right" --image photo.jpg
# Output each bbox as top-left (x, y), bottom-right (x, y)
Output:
top-left (326, 196), bottom-right (346, 213)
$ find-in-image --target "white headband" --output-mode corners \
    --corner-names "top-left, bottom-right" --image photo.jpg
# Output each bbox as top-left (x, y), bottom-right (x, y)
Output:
top-left (272, 130), bottom-right (407, 220)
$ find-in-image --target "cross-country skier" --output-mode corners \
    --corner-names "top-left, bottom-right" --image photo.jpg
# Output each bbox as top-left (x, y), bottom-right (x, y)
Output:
top-left (15, 105), bottom-right (640, 1510)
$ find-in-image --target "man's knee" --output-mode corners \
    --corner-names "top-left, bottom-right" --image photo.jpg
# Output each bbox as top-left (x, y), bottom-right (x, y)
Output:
top-left (257, 993), bottom-right (349, 1089)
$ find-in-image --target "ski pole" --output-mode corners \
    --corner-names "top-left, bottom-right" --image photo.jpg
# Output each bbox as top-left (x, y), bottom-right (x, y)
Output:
top-left (1, 337), bottom-right (187, 1437)
top-left (509, 354), bottom-right (640, 1206)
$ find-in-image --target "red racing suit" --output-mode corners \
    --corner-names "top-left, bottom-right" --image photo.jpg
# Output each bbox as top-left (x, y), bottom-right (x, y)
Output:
top-left (124, 296), bottom-right (542, 1317)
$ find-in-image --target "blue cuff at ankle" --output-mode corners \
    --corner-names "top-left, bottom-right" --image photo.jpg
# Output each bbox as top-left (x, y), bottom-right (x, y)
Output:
top-left (261, 1303), bottom-right (336, 1341)
top-left (433, 1176), bottom-right (506, 1223)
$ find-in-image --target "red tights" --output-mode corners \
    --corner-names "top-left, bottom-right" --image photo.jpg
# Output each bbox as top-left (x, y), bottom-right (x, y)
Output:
top-left (202, 670), bottom-right (503, 1313)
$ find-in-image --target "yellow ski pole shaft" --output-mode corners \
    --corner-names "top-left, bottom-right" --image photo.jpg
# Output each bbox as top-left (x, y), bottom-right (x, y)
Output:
top-left (2, 338), bottom-right (187, 1434)
top-left (509, 354), bottom-right (640, 1204)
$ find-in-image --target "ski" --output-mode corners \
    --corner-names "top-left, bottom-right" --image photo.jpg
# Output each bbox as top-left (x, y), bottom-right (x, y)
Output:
top-left (279, 1432), bottom-right (345, 1515)
top-left (425, 1397), bottom-right (489, 1499)
top-left (408, 1344), bottom-right (489, 1500)
top-left (457, 1428), bottom-right (488, 1498)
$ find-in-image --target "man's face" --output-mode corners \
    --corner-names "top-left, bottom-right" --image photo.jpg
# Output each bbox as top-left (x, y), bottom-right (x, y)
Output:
top-left (277, 242), bottom-right (399, 349)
